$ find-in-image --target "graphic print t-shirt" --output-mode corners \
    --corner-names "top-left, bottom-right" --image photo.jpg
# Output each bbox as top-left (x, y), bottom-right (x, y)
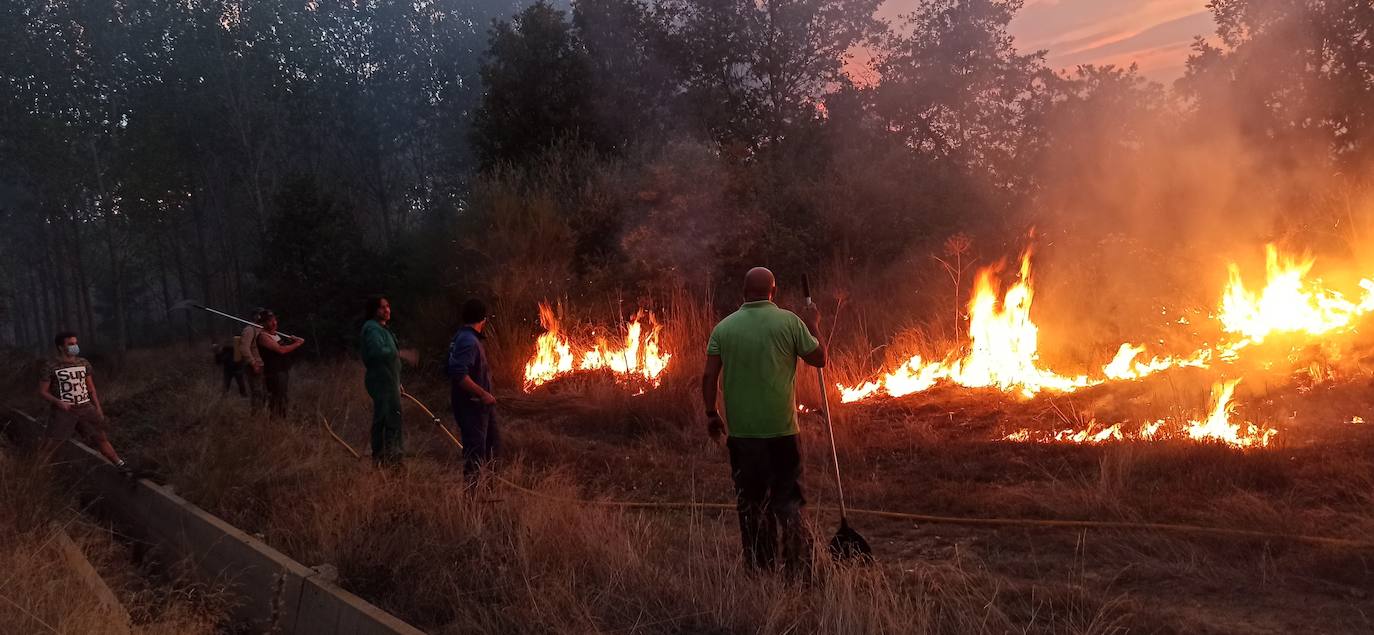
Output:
top-left (43, 357), bottom-right (94, 408)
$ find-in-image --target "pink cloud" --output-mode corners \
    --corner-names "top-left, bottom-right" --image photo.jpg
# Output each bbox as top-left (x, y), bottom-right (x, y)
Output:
top-left (861, 0), bottom-right (1217, 84)
top-left (1008, 0), bottom-right (1216, 80)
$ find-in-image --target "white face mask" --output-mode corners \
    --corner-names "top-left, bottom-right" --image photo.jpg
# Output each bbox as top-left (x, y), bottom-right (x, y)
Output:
top-left (66, 344), bottom-right (80, 356)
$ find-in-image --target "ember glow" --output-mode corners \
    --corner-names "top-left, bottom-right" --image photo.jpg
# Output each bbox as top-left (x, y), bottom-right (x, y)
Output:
top-left (523, 303), bottom-right (672, 391)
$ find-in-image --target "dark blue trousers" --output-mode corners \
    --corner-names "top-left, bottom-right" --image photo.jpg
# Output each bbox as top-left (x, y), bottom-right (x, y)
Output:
top-left (452, 401), bottom-right (499, 481)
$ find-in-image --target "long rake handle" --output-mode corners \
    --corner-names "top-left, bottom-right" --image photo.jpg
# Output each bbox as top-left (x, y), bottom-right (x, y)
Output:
top-left (179, 302), bottom-right (299, 339)
top-left (814, 364), bottom-right (847, 518)
top-left (804, 277), bottom-right (848, 519)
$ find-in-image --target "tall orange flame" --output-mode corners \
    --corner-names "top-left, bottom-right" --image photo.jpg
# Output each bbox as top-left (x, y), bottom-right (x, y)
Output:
top-left (523, 303), bottom-right (672, 392)
top-left (843, 244), bottom-right (1374, 405)
top-left (1219, 245), bottom-right (1374, 342)
top-left (839, 251), bottom-right (1091, 402)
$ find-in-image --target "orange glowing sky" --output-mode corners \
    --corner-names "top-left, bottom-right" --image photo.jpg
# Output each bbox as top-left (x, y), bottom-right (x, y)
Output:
top-left (879, 0), bottom-right (1216, 83)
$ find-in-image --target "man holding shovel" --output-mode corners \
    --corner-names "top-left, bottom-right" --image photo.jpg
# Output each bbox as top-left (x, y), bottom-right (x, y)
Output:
top-left (702, 267), bottom-right (826, 573)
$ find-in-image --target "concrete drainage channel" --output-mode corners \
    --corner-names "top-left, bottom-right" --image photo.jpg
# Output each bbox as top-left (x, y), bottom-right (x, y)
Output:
top-left (5, 409), bottom-right (425, 635)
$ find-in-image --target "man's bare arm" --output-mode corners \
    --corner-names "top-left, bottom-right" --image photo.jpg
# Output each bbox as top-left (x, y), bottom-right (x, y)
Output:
top-left (38, 379), bottom-right (69, 410)
top-left (799, 305), bottom-right (827, 368)
top-left (258, 333), bottom-right (304, 354)
top-left (702, 355), bottom-right (723, 413)
top-left (702, 355), bottom-right (725, 440)
top-left (87, 375), bottom-right (103, 417)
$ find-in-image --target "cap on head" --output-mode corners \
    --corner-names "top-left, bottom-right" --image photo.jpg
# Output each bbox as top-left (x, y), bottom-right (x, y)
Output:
top-left (255, 308), bottom-right (276, 323)
top-left (744, 267), bottom-right (775, 300)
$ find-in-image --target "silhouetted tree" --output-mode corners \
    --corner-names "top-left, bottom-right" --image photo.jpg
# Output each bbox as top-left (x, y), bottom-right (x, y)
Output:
top-left (872, 0), bottom-right (1051, 191)
top-left (1180, 0), bottom-right (1374, 168)
top-left (472, 2), bottom-right (600, 168)
top-left (660, 0), bottom-right (884, 147)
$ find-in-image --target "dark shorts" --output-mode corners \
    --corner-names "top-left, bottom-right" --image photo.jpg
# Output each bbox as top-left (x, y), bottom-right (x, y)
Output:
top-left (47, 405), bottom-right (106, 442)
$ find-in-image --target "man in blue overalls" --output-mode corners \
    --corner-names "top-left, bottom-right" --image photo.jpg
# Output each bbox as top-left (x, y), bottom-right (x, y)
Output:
top-left (446, 298), bottom-right (497, 485)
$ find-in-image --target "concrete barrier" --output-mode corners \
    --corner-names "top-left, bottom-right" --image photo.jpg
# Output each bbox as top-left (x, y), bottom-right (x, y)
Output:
top-left (5, 409), bottom-right (426, 635)
top-left (53, 526), bottom-right (132, 634)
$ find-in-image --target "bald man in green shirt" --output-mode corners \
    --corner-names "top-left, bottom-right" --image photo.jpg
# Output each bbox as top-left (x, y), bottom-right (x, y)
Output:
top-left (702, 267), bottom-right (827, 573)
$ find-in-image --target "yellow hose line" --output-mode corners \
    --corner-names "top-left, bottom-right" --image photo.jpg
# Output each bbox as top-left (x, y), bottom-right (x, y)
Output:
top-left (401, 391), bottom-right (441, 422)
top-left (434, 420), bottom-right (465, 449)
top-left (491, 475), bottom-right (1374, 550)
top-left (319, 414), bottom-right (361, 459)
top-left (18, 404), bottom-right (1364, 551)
top-left (409, 402), bottom-right (1374, 550)
top-left (402, 391), bottom-right (465, 449)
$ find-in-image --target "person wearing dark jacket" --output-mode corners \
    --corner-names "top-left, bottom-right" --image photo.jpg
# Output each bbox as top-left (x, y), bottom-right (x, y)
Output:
top-left (360, 296), bottom-right (404, 465)
top-left (446, 298), bottom-right (497, 484)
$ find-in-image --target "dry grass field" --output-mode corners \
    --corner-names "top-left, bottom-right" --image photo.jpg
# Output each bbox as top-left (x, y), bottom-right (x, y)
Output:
top-left (6, 330), bottom-right (1360, 634)
top-left (0, 449), bottom-right (225, 634)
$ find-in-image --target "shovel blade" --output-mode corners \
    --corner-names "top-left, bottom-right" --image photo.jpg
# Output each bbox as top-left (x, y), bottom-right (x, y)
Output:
top-left (827, 517), bottom-right (874, 562)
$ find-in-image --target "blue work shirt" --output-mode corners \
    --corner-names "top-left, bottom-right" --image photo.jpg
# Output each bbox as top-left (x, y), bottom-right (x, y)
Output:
top-left (446, 326), bottom-right (492, 407)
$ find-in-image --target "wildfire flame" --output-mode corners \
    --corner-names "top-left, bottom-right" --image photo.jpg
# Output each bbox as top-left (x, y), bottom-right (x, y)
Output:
top-left (523, 303), bottom-right (672, 391)
top-left (1219, 245), bottom-right (1374, 343)
top-left (833, 243), bottom-right (1374, 449)
top-left (1003, 380), bottom-right (1277, 448)
top-left (1101, 343), bottom-right (1212, 381)
top-left (838, 252), bottom-right (1092, 402)
top-left (1103, 245), bottom-right (1374, 382)
top-left (1184, 380), bottom-right (1277, 447)
top-left (841, 244), bottom-right (1374, 403)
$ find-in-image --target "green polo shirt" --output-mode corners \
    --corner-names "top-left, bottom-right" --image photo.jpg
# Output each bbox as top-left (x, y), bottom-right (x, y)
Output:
top-left (706, 300), bottom-right (820, 438)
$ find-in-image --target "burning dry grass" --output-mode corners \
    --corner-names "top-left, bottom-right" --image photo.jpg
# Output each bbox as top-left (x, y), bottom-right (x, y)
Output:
top-left (833, 242), bottom-right (1374, 452)
top-left (522, 302), bottom-right (672, 391)
top-left (0, 452), bottom-right (223, 634)
top-left (60, 343), bottom-right (1374, 633)
top-left (9, 280), bottom-right (1373, 633)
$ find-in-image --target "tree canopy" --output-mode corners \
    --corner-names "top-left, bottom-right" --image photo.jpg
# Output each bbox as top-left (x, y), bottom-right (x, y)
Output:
top-left (3, 0), bottom-right (1371, 354)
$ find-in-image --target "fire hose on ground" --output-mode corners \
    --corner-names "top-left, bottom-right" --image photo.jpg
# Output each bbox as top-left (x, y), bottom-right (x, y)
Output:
top-left (320, 397), bottom-right (1374, 552)
top-left (486, 471), bottom-right (1374, 551)
top-left (320, 390), bottom-right (464, 459)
